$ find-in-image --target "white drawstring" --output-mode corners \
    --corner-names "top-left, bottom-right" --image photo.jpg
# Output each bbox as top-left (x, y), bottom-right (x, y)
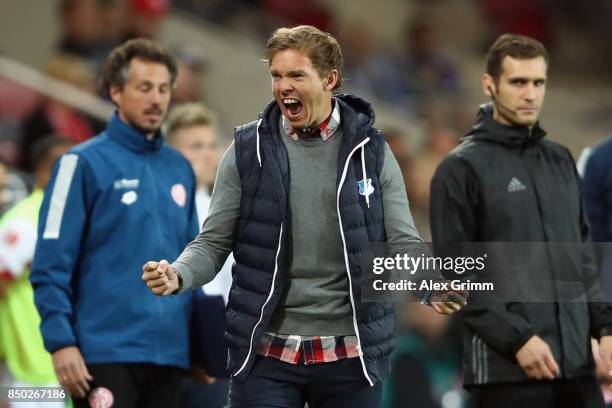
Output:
top-left (256, 119), bottom-right (263, 167)
top-left (360, 145), bottom-right (370, 208)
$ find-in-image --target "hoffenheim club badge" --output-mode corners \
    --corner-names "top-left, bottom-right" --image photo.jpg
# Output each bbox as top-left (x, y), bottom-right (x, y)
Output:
top-left (357, 178), bottom-right (374, 197)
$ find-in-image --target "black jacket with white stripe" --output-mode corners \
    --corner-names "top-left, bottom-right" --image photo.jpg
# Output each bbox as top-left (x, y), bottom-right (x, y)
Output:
top-left (430, 103), bottom-right (612, 385)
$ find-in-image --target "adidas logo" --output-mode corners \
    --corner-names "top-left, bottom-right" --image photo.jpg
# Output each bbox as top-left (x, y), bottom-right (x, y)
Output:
top-left (507, 177), bottom-right (526, 193)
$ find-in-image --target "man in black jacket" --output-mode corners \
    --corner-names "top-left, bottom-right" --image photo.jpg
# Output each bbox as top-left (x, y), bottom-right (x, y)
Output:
top-left (430, 33), bottom-right (612, 407)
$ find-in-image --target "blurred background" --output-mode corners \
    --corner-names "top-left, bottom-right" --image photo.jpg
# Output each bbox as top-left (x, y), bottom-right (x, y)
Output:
top-left (1, 0), bottom-right (611, 236)
top-left (1, 1), bottom-right (611, 406)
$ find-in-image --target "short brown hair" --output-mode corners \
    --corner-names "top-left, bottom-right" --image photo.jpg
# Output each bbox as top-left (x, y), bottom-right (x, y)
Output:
top-left (265, 25), bottom-right (343, 90)
top-left (101, 38), bottom-right (177, 98)
top-left (165, 103), bottom-right (216, 142)
top-left (486, 34), bottom-right (549, 81)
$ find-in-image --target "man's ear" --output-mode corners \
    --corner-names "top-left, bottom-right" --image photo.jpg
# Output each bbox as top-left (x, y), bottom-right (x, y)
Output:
top-left (482, 74), bottom-right (495, 97)
top-left (109, 85), bottom-right (122, 106)
top-left (323, 70), bottom-right (339, 91)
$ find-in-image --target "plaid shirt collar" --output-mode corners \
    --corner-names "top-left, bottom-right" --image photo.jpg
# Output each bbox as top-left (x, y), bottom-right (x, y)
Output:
top-left (281, 97), bottom-right (341, 141)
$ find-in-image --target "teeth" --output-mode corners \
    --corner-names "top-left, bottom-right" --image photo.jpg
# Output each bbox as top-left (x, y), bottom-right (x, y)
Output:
top-left (283, 98), bottom-right (298, 105)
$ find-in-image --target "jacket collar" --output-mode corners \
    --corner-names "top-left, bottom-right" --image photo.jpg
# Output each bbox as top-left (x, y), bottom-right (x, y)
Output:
top-left (258, 93), bottom-right (375, 151)
top-left (464, 102), bottom-right (546, 148)
top-left (281, 98), bottom-right (341, 141)
top-left (335, 93), bottom-right (374, 150)
top-left (106, 111), bottom-right (164, 152)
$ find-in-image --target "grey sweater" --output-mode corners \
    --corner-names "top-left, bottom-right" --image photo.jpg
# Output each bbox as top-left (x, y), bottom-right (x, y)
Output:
top-left (173, 129), bottom-right (422, 336)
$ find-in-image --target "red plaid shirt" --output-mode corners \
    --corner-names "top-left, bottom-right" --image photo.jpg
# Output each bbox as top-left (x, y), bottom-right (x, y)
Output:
top-left (258, 332), bottom-right (360, 365)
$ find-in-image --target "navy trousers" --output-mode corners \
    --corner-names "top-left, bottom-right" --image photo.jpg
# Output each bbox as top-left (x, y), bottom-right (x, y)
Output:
top-left (226, 356), bottom-right (382, 408)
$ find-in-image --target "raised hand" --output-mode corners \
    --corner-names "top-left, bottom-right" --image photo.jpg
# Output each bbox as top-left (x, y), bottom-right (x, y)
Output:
top-left (141, 259), bottom-right (180, 296)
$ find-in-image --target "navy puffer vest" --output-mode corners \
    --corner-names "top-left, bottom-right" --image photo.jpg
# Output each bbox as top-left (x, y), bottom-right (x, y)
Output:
top-left (226, 94), bottom-right (394, 385)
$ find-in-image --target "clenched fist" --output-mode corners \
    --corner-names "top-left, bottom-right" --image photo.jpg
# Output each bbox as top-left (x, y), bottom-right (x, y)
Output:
top-left (141, 259), bottom-right (180, 296)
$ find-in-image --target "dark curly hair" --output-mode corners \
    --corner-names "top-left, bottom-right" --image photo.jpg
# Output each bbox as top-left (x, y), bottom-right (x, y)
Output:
top-left (100, 38), bottom-right (177, 98)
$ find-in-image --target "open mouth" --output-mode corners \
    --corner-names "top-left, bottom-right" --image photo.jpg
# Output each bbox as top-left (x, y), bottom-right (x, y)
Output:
top-left (282, 98), bottom-right (303, 119)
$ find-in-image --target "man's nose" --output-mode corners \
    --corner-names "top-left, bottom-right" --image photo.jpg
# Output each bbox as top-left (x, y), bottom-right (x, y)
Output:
top-left (524, 83), bottom-right (537, 102)
top-left (150, 89), bottom-right (163, 104)
top-left (279, 77), bottom-right (294, 93)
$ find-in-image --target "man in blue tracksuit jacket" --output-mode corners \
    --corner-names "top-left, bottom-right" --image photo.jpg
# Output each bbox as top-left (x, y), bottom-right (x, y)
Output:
top-left (30, 39), bottom-right (199, 408)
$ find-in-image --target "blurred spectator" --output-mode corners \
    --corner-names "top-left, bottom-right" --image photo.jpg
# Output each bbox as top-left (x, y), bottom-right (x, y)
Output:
top-left (124, 0), bottom-right (171, 40)
top-left (0, 78), bottom-right (39, 167)
top-left (172, 45), bottom-right (208, 104)
top-left (340, 23), bottom-right (410, 110)
top-left (382, 304), bottom-right (468, 408)
top-left (0, 161), bottom-right (6, 214)
top-left (166, 102), bottom-right (231, 408)
top-left (166, 103), bottom-right (219, 221)
top-left (98, 0), bottom-right (129, 57)
top-left (172, 0), bottom-right (272, 40)
top-left (341, 18), bottom-right (460, 116)
top-left (262, 0), bottom-right (335, 33)
top-left (383, 128), bottom-right (412, 172)
top-left (403, 119), bottom-right (460, 241)
top-left (398, 18), bottom-right (461, 113)
top-left (0, 165), bottom-right (29, 216)
top-left (0, 136), bottom-right (73, 408)
top-left (57, 0), bottom-right (104, 65)
top-left (482, 0), bottom-right (555, 49)
top-left (165, 103), bottom-right (234, 301)
top-left (555, 0), bottom-right (612, 77)
top-left (18, 54), bottom-right (105, 173)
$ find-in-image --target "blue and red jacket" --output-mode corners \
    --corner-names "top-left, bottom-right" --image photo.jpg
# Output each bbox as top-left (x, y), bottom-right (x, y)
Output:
top-left (30, 113), bottom-right (199, 369)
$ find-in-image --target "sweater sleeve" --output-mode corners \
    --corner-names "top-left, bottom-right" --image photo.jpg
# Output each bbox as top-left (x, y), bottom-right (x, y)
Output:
top-left (380, 142), bottom-right (423, 246)
top-left (380, 143), bottom-right (439, 301)
top-left (173, 142), bottom-right (241, 291)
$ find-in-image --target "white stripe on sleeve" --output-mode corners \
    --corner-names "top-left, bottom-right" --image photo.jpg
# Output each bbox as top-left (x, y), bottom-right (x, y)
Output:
top-left (43, 154), bottom-right (79, 239)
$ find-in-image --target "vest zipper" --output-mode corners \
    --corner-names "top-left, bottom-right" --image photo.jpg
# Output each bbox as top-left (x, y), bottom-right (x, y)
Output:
top-left (337, 137), bottom-right (374, 386)
top-left (233, 223), bottom-right (284, 377)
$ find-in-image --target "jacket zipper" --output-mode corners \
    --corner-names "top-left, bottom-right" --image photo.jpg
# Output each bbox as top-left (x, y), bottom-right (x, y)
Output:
top-left (233, 223), bottom-right (284, 377)
top-left (337, 137), bottom-right (374, 386)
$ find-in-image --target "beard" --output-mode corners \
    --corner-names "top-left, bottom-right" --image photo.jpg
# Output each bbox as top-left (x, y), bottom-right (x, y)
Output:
top-left (122, 108), bottom-right (165, 135)
top-left (132, 120), bottom-right (160, 134)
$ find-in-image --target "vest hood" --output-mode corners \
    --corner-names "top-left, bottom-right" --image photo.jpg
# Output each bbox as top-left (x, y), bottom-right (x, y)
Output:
top-left (258, 93), bottom-right (376, 137)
